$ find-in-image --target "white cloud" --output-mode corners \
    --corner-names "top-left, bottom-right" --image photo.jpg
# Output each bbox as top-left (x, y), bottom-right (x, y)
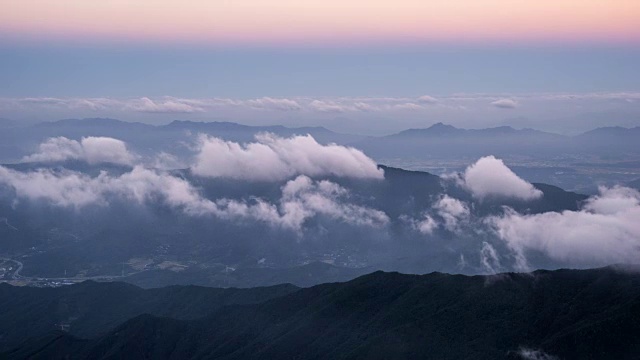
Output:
top-left (392, 102), bottom-right (424, 111)
top-left (480, 241), bottom-right (502, 274)
top-left (460, 156), bottom-right (543, 200)
top-left (0, 166), bottom-right (108, 208)
top-left (489, 186), bottom-right (640, 270)
top-left (417, 95), bottom-right (439, 104)
top-left (308, 100), bottom-right (377, 113)
top-left (0, 166), bottom-right (388, 231)
top-left (246, 97), bottom-right (301, 111)
top-left (491, 98), bottom-right (518, 109)
top-left (309, 100), bottom-right (350, 113)
top-left (192, 133), bottom-right (384, 181)
top-left (353, 102), bottom-right (374, 111)
top-left (81, 137), bottom-right (136, 165)
top-left (433, 195), bottom-right (470, 232)
top-left (22, 136), bottom-right (135, 166)
top-left (0, 165), bottom-right (212, 211)
top-left (275, 175), bottom-right (389, 230)
top-left (415, 215), bottom-right (438, 234)
top-left (404, 213), bottom-right (438, 235)
top-left (127, 97), bottom-right (204, 113)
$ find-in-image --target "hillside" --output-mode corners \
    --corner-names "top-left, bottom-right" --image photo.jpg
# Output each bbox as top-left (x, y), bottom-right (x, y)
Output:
top-left (0, 281), bottom-right (298, 352)
top-left (4, 266), bottom-right (640, 359)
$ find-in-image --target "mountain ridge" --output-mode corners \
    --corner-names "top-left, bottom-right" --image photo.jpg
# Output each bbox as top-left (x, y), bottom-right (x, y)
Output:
top-left (4, 266), bottom-right (639, 359)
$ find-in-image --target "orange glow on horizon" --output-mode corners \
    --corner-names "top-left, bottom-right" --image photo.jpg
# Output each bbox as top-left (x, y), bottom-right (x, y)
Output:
top-left (1, 0), bottom-right (639, 45)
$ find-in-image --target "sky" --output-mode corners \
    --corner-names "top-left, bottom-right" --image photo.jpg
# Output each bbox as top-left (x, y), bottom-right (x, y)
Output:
top-left (1, 0), bottom-right (639, 134)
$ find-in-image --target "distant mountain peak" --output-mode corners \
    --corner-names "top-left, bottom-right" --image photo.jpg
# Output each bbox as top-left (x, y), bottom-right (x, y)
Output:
top-left (427, 122), bottom-right (458, 131)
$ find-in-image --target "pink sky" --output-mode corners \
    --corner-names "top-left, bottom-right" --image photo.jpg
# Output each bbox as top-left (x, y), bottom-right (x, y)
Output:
top-left (2, 0), bottom-right (640, 45)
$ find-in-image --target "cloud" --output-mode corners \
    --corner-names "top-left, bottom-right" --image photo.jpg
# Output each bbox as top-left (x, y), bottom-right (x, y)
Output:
top-left (128, 97), bottom-right (204, 113)
top-left (417, 95), bottom-right (439, 104)
top-left (152, 152), bottom-right (184, 170)
top-left (433, 195), bottom-right (470, 232)
top-left (404, 213), bottom-right (438, 235)
top-left (392, 102), bottom-right (424, 111)
top-left (489, 186), bottom-right (640, 270)
top-left (491, 98), bottom-right (518, 109)
top-left (480, 241), bottom-right (502, 274)
top-left (353, 102), bottom-right (374, 111)
top-left (308, 100), bottom-right (377, 113)
top-left (460, 156), bottom-right (543, 200)
top-left (246, 97), bottom-right (301, 111)
top-left (308, 100), bottom-right (350, 113)
top-left (192, 133), bottom-right (384, 181)
top-left (275, 175), bottom-right (389, 230)
top-left (517, 348), bottom-right (558, 360)
top-left (0, 166), bottom-right (388, 231)
top-left (405, 195), bottom-right (470, 235)
top-left (22, 136), bottom-right (135, 166)
top-left (0, 165), bottom-right (212, 211)
top-left (414, 215), bottom-right (438, 234)
top-left (0, 166), bottom-right (108, 208)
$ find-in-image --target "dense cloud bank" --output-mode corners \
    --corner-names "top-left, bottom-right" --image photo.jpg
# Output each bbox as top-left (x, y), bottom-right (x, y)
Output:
top-left (22, 136), bottom-right (134, 166)
top-left (489, 186), bottom-right (640, 270)
top-left (192, 133), bottom-right (384, 181)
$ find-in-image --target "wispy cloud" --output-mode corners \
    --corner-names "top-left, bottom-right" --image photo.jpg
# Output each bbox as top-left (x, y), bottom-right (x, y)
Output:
top-left (490, 98), bottom-right (518, 109)
top-left (245, 97), bottom-right (301, 111)
top-left (126, 97), bottom-right (205, 113)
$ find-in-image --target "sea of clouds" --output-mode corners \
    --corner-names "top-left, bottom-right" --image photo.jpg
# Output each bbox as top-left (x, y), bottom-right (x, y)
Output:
top-left (1, 133), bottom-right (638, 272)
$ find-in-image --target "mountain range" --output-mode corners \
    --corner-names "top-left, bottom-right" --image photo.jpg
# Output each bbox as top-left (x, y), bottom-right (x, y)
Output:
top-left (356, 122), bottom-right (640, 159)
top-left (2, 266), bottom-right (639, 359)
top-left (0, 118), bottom-right (639, 163)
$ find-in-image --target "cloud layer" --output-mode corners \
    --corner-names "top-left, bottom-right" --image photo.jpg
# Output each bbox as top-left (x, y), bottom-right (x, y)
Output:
top-left (192, 133), bottom-right (384, 181)
top-left (0, 165), bottom-right (388, 231)
top-left (23, 136), bottom-right (135, 166)
top-left (3, 93), bottom-right (640, 136)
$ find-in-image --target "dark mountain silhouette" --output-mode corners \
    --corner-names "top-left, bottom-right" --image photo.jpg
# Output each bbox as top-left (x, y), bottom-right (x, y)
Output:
top-left (4, 266), bottom-right (640, 359)
top-left (123, 261), bottom-right (372, 289)
top-left (0, 281), bottom-right (297, 352)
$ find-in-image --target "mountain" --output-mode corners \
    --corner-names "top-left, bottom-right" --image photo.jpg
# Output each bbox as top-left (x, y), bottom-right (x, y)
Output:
top-left (0, 281), bottom-right (297, 352)
top-left (165, 120), bottom-right (364, 144)
top-left (574, 126), bottom-right (640, 154)
top-left (576, 125), bottom-right (640, 139)
top-left (5, 266), bottom-right (640, 359)
top-left (354, 122), bottom-right (640, 160)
